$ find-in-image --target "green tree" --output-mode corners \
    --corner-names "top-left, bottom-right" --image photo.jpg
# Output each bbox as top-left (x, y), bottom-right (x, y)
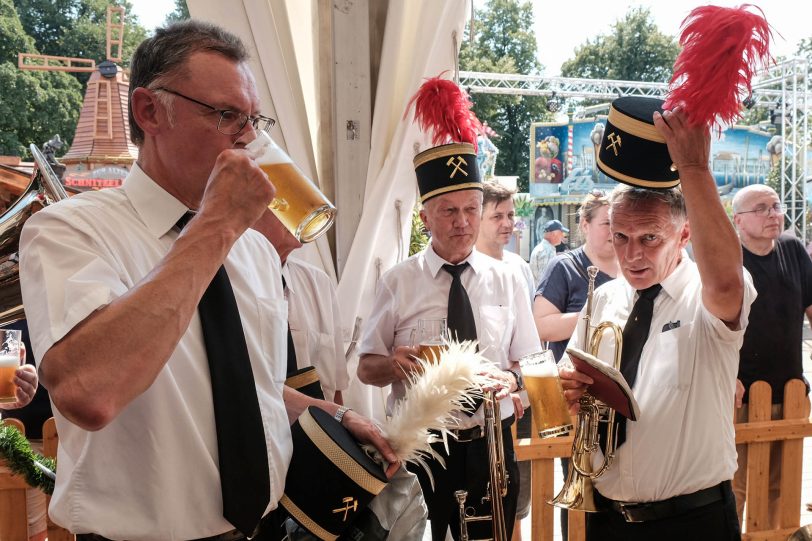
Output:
top-left (561, 7), bottom-right (678, 83)
top-left (165, 0), bottom-right (189, 24)
top-left (460, 0), bottom-right (550, 192)
top-left (0, 0), bottom-right (82, 156)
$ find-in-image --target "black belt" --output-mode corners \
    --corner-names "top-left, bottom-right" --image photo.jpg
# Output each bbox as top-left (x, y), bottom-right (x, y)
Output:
top-left (596, 481), bottom-right (729, 523)
top-left (447, 415), bottom-right (515, 443)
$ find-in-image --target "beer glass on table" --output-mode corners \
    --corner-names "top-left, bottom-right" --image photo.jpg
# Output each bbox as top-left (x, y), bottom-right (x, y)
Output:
top-left (0, 329), bottom-right (23, 404)
top-left (413, 318), bottom-right (447, 364)
top-left (520, 351), bottom-right (573, 438)
top-left (246, 131), bottom-right (336, 243)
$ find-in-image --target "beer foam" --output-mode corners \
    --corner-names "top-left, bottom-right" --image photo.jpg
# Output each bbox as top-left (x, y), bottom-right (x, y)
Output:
top-left (520, 362), bottom-right (556, 378)
top-left (0, 353), bottom-right (18, 368)
top-left (246, 133), bottom-right (293, 165)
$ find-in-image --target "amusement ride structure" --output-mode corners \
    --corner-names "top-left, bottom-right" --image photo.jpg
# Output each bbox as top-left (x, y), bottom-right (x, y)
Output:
top-left (460, 58), bottom-right (810, 241)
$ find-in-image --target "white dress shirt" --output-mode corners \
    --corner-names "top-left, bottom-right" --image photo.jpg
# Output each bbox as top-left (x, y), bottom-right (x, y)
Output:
top-left (283, 257), bottom-right (349, 402)
top-left (568, 252), bottom-right (756, 502)
top-left (502, 250), bottom-right (535, 303)
top-left (19, 165), bottom-right (292, 541)
top-left (359, 244), bottom-right (541, 429)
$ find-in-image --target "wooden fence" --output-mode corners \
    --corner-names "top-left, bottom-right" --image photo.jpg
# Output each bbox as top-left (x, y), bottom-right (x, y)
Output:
top-left (515, 379), bottom-right (812, 541)
top-left (1, 379), bottom-right (811, 540)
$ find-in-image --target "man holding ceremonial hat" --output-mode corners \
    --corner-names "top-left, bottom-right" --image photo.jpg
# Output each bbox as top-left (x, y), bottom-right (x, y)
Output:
top-left (559, 4), bottom-right (769, 539)
top-left (357, 76), bottom-right (540, 540)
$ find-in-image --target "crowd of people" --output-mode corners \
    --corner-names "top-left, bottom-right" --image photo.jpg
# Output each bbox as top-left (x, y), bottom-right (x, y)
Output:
top-left (1, 15), bottom-right (811, 541)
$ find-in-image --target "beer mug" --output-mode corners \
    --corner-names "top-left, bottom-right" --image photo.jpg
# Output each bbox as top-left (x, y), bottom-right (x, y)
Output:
top-left (412, 318), bottom-right (447, 364)
top-left (520, 350), bottom-right (573, 438)
top-left (246, 131), bottom-right (336, 243)
top-left (0, 329), bottom-right (22, 404)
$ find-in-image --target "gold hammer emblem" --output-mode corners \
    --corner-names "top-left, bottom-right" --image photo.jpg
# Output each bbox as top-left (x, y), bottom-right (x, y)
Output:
top-left (606, 132), bottom-right (622, 156)
top-left (446, 156), bottom-right (468, 178)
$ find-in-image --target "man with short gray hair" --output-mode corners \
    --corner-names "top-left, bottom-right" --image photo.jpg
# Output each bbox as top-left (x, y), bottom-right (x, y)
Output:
top-left (560, 104), bottom-right (755, 539)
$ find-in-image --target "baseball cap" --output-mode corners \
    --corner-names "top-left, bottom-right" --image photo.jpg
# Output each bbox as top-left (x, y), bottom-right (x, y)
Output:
top-left (544, 219), bottom-right (569, 233)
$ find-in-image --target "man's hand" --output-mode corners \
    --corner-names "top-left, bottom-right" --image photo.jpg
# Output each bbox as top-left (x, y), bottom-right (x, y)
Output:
top-left (390, 346), bottom-right (421, 382)
top-left (652, 106), bottom-right (711, 174)
top-left (477, 364), bottom-right (514, 400)
top-left (735, 378), bottom-right (745, 409)
top-left (0, 363), bottom-right (37, 411)
top-left (197, 148), bottom-right (276, 235)
top-left (340, 409), bottom-right (400, 479)
top-left (510, 393), bottom-right (525, 420)
top-left (558, 362), bottom-right (593, 415)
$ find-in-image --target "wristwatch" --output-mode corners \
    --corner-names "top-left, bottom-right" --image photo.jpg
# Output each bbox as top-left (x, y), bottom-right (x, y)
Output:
top-left (334, 405), bottom-right (351, 424)
top-left (506, 368), bottom-right (524, 392)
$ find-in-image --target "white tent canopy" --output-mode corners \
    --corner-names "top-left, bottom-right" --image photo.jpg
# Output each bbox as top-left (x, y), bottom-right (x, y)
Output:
top-left (188, 0), bottom-right (470, 420)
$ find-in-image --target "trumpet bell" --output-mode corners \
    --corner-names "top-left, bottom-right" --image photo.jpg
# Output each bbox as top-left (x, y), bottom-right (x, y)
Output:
top-left (0, 144), bottom-right (69, 324)
top-left (549, 457), bottom-right (599, 512)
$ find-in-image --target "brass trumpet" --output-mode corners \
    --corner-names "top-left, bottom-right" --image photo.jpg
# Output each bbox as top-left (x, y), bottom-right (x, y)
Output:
top-left (551, 266), bottom-right (623, 512)
top-left (455, 390), bottom-right (508, 541)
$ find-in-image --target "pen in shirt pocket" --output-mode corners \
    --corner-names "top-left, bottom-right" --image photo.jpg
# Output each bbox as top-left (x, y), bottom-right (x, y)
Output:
top-left (662, 320), bottom-right (681, 332)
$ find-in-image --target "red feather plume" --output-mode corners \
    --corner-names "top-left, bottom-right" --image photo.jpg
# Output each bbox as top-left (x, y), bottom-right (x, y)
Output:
top-left (664, 4), bottom-right (772, 129)
top-left (406, 74), bottom-right (482, 152)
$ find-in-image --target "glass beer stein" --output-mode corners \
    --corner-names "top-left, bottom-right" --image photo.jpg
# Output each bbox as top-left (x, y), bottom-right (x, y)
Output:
top-left (246, 130), bottom-right (336, 243)
top-left (520, 351), bottom-right (573, 438)
top-left (413, 318), bottom-right (447, 364)
top-left (0, 329), bottom-right (22, 404)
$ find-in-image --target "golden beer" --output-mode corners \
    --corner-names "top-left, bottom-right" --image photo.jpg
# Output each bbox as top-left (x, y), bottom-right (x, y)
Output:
top-left (520, 351), bottom-right (573, 438)
top-left (249, 132), bottom-right (336, 243)
top-left (417, 343), bottom-right (445, 364)
top-left (258, 162), bottom-right (336, 242)
top-left (0, 354), bottom-right (19, 403)
top-left (524, 374), bottom-right (573, 438)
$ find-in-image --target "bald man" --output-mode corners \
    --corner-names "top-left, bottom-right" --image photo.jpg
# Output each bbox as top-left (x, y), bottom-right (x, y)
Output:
top-left (731, 184), bottom-right (812, 526)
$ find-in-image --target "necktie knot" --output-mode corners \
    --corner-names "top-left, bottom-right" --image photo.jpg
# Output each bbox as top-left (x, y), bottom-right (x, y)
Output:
top-left (638, 283), bottom-right (662, 301)
top-left (442, 262), bottom-right (470, 278)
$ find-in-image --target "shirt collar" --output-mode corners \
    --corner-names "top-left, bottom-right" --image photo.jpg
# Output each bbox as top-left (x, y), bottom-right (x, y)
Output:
top-left (122, 164), bottom-right (191, 239)
top-left (424, 242), bottom-right (484, 278)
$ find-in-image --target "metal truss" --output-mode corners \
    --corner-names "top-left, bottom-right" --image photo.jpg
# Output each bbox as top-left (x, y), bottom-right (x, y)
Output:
top-left (460, 61), bottom-right (810, 241)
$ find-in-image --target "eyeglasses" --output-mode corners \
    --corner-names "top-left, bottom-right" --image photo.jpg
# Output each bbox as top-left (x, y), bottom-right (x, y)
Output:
top-left (154, 87), bottom-right (276, 135)
top-left (736, 202), bottom-right (787, 217)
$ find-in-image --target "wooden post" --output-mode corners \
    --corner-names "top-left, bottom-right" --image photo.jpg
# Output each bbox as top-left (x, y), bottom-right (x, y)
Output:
top-left (0, 418), bottom-right (29, 541)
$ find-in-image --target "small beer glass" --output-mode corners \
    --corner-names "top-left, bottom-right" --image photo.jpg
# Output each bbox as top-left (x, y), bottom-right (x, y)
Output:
top-left (0, 329), bottom-right (23, 404)
top-left (246, 131), bottom-right (336, 243)
top-left (413, 318), bottom-right (447, 364)
top-left (520, 351), bottom-right (573, 438)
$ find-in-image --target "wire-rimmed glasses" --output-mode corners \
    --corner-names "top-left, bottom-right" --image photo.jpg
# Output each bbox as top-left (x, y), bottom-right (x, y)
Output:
top-left (154, 87), bottom-right (276, 135)
top-left (736, 202), bottom-right (787, 217)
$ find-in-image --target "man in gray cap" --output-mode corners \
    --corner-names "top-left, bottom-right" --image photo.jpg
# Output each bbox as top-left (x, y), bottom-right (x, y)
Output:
top-left (530, 219), bottom-right (569, 285)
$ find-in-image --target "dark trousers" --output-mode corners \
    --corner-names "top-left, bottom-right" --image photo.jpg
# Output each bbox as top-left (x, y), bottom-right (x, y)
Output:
top-left (408, 421), bottom-right (519, 541)
top-left (585, 481), bottom-right (741, 541)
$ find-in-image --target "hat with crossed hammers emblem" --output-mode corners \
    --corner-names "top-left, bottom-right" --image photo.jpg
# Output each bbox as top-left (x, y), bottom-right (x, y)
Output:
top-left (407, 75), bottom-right (483, 203)
top-left (597, 5), bottom-right (770, 189)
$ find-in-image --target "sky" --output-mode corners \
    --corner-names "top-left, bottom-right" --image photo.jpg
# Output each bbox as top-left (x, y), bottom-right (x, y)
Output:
top-left (530, 0), bottom-right (808, 76)
top-left (128, 1), bottom-right (808, 76)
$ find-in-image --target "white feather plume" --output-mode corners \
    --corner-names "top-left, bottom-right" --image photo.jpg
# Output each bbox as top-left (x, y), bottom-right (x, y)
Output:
top-left (366, 339), bottom-right (490, 478)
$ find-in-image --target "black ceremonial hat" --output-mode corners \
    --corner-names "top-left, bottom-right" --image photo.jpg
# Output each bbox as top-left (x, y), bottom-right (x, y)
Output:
top-left (285, 366), bottom-right (325, 401)
top-left (414, 142), bottom-right (482, 204)
top-left (408, 75), bottom-right (484, 204)
top-left (596, 97), bottom-right (679, 189)
top-left (280, 407), bottom-right (387, 540)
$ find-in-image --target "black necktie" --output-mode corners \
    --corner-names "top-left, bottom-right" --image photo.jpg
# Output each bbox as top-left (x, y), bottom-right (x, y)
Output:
top-left (442, 263), bottom-right (477, 342)
top-left (282, 275), bottom-right (298, 376)
top-left (178, 213), bottom-right (270, 537)
top-left (611, 284), bottom-right (662, 449)
top-left (442, 262), bottom-right (481, 415)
